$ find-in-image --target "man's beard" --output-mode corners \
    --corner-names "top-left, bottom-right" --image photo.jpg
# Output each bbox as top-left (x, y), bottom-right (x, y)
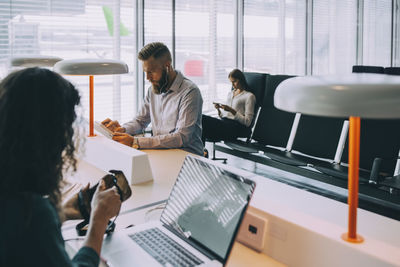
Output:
top-left (152, 68), bottom-right (168, 95)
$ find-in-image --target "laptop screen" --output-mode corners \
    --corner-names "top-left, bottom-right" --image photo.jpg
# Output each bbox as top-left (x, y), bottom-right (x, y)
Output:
top-left (160, 156), bottom-right (255, 262)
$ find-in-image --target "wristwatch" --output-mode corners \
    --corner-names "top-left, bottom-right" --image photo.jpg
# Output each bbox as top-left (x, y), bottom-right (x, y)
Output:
top-left (131, 137), bottom-right (140, 149)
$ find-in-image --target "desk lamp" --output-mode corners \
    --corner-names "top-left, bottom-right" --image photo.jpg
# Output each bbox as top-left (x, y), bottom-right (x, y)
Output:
top-left (10, 55), bottom-right (63, 68)
top-left (54, 58), bottom-right (153, 185)
top-left (274, 73), bottom-right (400, 243)
top-left (53, 58), bottom-right (128, 137)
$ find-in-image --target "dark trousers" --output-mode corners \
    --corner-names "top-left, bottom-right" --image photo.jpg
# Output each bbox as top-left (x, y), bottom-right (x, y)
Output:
top-left (201, 114), bottom-right (250, 145)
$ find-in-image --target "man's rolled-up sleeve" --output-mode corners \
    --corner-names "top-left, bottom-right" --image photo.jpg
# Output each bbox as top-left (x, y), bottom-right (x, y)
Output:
top-left (123, 91), bottom-right (151, 135)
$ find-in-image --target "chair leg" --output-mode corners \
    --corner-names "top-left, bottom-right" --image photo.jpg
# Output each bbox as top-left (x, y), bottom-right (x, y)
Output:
top-left (211, 142), bottom-right (227, 163)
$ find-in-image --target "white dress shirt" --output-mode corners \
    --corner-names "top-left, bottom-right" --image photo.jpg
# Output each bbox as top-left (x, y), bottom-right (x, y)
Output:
top-left (221, 90), bottom-right (256, 127)
top-left (123, 71), bottom-right (203, 155)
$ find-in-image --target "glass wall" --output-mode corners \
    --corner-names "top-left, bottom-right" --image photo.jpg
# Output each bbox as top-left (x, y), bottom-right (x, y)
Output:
top-left (0, 0), bottom-right (399, 119)
top-left (243, 0), bottom-right (306, 75)
top-left (175, 0), bottom-right (235, 108)
top-left (0, 0), bottom-right (136, 124)
top-left (143, 0), bottom-right (172, 95)
top-left (312, 0), bottom-right (357, 75)
top-left (396, 1), bottom-right (400, 67)
top-left (362, 0), bottom-right (392, 66)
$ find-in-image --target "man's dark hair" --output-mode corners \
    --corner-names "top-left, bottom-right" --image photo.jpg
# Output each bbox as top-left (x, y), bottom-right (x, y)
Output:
top-left (0, 67), bottom-right (80, 213)
top-left (138, 42), bottom-right (172, 62)
top-left (229, 69), bottom-right (250, 91)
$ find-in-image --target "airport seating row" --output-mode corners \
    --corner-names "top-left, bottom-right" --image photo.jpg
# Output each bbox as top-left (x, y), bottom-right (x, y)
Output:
top-left (209, 66), bottom-right (400, 219)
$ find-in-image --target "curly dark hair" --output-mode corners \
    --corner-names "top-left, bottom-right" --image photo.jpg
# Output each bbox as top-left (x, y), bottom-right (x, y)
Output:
top-left (0, 67), bottom-right (80, 210)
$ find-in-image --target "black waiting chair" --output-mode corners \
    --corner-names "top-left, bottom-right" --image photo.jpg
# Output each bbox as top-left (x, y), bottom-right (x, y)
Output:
top-left (251, 75), bottom-right (297, 153)
top-left (384, 67), bottom-right (400, 75)
top-left (215, 74), bottom-right (297, 160)
top-left (283, 115), bottom-right (346, 167)
top-left (207, 72), bottom-right (268, 162)
top-left (341, 119), bottom-right (400, 183)
top-left (352, 65), bottom-right (384, 74)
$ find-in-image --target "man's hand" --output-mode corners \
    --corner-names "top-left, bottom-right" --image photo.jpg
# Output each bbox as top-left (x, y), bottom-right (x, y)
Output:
top-left (112, 132), bottom-right (134, 147)
top-left (102, 118), bottom-right (126, 133)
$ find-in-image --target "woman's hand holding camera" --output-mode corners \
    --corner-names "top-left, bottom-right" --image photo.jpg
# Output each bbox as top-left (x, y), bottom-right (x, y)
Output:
top-left (83, 180), bottom-right (122, 254)
top-left (90, 179), bottom-right (121, 224)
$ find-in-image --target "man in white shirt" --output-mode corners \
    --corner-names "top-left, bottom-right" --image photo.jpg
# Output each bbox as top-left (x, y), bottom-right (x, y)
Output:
top-left (102, 42), bottom-right (204, 156)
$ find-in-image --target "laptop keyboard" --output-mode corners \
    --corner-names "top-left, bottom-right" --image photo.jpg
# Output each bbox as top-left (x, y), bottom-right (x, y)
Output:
top-left (129, 228), bottom-right (204, 267)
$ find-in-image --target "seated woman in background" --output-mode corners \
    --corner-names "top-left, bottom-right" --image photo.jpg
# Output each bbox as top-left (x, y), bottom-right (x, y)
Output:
top-left (0, 67), bottom-right (121, 266)
top-left (202, 69), bottom-right (256, 156)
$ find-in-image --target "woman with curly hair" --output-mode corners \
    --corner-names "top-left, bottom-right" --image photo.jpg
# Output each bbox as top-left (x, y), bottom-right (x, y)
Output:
top-left (0, 67), bottom-right (121, 266)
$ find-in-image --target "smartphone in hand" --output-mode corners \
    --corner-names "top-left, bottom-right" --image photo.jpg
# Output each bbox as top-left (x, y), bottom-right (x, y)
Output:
top-left (213, 102), bottom-right (222, 107)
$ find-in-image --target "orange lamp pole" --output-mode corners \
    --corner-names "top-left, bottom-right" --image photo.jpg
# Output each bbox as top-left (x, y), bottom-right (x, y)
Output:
top-left (342, 116), bottom-right (363, 243)
top-left (89, 75), bottom-right (96, 137)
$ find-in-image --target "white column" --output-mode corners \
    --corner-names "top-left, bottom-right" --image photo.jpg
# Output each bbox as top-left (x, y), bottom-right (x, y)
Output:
top-left (209, 0), bottom-right (217, 103)
top-left (113, 0), bottom-right (122, 120)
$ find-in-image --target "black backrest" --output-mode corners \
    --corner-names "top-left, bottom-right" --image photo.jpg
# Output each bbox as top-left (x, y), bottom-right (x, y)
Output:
top-left (243, 72), bottom-right (268, 109)
top-left (241, 72), bottom-right (268, 134)
top-left (384, 67), bottom-right (400, 75)
top-left (352, 65), bottom-right (384, 74)
top-left (252, 75), bottom-right (296, 147)
top-left (292, 115), bottom-right (345, 159)
top-left (342, 119), bottom-right (400, 175)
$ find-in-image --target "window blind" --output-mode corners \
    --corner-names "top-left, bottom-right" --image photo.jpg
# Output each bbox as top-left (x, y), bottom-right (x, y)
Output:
top-left (363, 0), bottom-right (392, 66)
top-left (243, 0), bottom-right (306, 75)
top-left (312, 0), bottom-right (357, 74)
top-left (0, 0), bottom-right (136, 125)
top-left (175, 0), bottom-right (235, 111)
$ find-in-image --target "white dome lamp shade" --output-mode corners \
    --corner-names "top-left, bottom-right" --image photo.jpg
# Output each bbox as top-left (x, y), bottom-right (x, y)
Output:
top-left (274, 73), bottom-right (400, 243)
top-left (54, 58), bottom-right (129, 137)
top-left (11, 55), bottom-right (63, 68)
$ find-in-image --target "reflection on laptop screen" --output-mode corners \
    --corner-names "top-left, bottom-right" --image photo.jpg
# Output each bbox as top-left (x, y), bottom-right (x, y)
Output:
top-left (160, 156), bottom-right (255, 260)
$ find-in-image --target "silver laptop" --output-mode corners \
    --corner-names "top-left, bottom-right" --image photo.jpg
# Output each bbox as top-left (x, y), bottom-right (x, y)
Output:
top-left (101, 155), bottom-right (256, 267)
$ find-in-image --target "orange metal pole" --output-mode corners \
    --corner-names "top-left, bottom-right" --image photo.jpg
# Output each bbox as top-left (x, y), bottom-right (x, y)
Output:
top-left (342, 116), bottom-right (363, 243)
top-left (89, 75), bottom-right (95, 137)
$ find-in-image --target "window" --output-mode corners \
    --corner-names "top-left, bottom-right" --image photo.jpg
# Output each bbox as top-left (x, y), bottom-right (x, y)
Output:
top-left (143, 0), bottom-right (172, 95)
top-left (395, 1), bottom-right (400, 66)
top-left (363, 0), bottom-right (392, 66)
top-left (1, 0), bottom-right (400, 120)
top-left (0, 0), bottom-right (136, 124)
top-left (312, 0), bottom-right (357, 74)
top-left (175, 0), bottom-right (235, 111)
top-left (243, 0), bottom-right (306, 75)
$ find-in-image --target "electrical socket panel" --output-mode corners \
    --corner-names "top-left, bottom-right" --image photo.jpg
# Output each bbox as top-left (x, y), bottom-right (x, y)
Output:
top-left (237, 210), bottom-right (268, 252)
